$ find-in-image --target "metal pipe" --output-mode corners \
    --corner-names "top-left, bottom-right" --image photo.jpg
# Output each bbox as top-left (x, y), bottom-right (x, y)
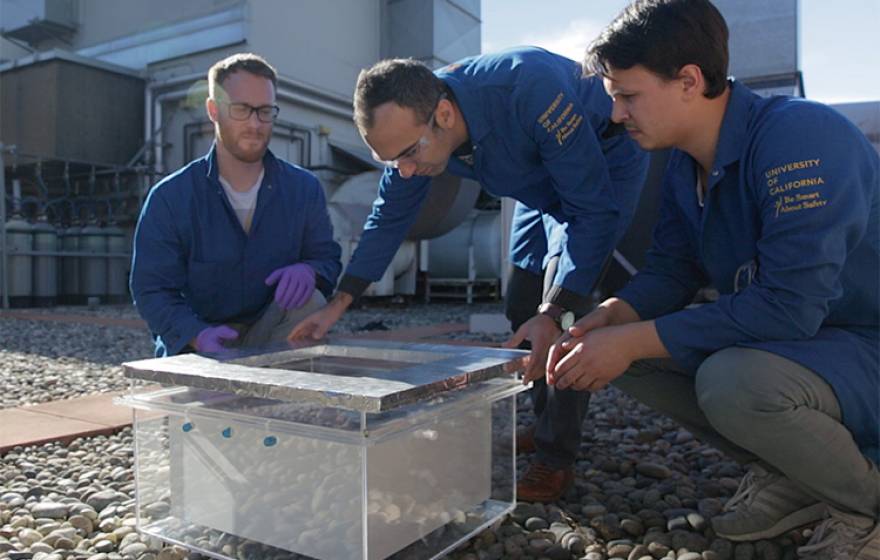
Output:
top-left (0, 144), bottom-right (8, 309)
top-left (88, 166), bottom-right (96, 196)
top-left (63, 162), bottom-right (71, 196)
top-left (11, 179), bottom-right (21, 214)
top-left (8, 150), bottom-right (144, 172)
top-left (34, 161), bottom-right (50, 198)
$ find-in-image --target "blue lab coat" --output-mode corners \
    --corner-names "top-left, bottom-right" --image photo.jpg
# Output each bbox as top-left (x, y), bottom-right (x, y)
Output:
top-left (131, 146), bottom-right (341, 356)
top-left (617, 81), bottom-right (880, 462)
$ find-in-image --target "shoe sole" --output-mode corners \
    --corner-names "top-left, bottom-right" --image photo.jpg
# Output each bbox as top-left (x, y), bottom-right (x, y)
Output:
top-left (714, 502), bottom-right (827, 541)
top-left (516, 475), bottom-right (575, 503)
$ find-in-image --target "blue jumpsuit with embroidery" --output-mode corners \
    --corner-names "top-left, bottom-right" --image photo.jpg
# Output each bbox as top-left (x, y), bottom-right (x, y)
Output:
top-left (618, 81), bottom-right (880, 462)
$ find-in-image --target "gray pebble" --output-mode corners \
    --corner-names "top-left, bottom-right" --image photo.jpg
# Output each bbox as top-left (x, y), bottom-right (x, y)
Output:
top-left (94, 539), bottom-right (116, 553)
top-left (620, 518), bottom-right (644, 537)
top-left (686, 512), bottom-right (707, 531)
top-left (53, 537), bottom-right (75, 550)
top-left (525, 517), bottom-right (549, 531)
top-left (561, 532), bottom-right (586, 554)
top-left (636, 462), bottom-right (673, 480)
top-left (30, 503), bottom-right (68, 520)
top-left (120, 542), bottom-right (148, 556)
top-left (627, 544), bottom-right (650, 560)
top-left (86, 491), bottom-right (122, 513)
top-left (608, 542), bottom-right (634, 558)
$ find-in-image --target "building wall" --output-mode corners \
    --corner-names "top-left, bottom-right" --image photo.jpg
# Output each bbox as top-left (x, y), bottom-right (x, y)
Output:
top-left (713, 0), bottom-right (798, 81)
top-left (247, 0), bottom-right (382, 100)
top-left (7, 0), bottom-right (243, 52)
top-left (382, 0), bottom-right (480, 68)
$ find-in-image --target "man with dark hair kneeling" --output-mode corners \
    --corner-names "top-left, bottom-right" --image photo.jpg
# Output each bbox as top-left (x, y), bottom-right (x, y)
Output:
top-left (289, 48), bottom-right (649, 502)
top-left (547, 0), bottom-right (879, 556)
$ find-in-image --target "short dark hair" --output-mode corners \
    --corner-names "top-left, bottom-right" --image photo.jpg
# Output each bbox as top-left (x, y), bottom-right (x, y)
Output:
top-left (208, 53), bottom-right (278, 98)
top-left (584, 0), bottom-right (729, 98)
top-left (354, 58), bottom-right (446, 134)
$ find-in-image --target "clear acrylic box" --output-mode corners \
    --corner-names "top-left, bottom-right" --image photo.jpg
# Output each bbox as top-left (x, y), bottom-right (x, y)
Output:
top-left (119, 339), bottom-right (527, 560)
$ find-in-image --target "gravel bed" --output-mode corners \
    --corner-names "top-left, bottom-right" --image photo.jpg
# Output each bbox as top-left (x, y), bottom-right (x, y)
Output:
top-left (1, 302), bottom-right (815, 559)
top-left (0, 394), bottom-right (813, 560)
top-left (0, 318), bottom-right (153, 409)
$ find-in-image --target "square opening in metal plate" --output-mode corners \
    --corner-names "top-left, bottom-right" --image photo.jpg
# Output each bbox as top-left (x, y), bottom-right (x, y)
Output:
top-left (242, 344), bottom-right (449, 380)
top-left (274, 355), bottom-right (415, 376)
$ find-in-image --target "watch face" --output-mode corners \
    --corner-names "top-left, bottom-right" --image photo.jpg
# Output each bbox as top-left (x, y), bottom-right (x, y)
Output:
top-left (560, 311), bottom-right (575, 331)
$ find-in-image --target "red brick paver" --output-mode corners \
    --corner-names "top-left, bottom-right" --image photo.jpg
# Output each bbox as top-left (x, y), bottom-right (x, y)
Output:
top-left (0, 392), bottom-right (131, 453)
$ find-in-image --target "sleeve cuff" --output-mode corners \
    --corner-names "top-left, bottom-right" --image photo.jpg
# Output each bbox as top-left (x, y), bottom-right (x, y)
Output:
top-left (315, 274), bottom-right (333, 299)
top-left (337, 274), bottom-right (371, 300)
top-left (544, 285), bottom-right (591, 317)
top-left (654, 312), bottom-right (708, 373)
top-left (614, 285), bottom-right (654, 321)
top-left (167, 317), bottom-right (210, 357)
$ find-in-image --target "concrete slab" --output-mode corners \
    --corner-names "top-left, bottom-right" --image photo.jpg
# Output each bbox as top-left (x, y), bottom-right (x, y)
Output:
top-left (469, 313), bottom-right (511, 334)
top-left (0, 407), bottom-right (117, 453)
top-left (30, 391), bottom-right (134, 427)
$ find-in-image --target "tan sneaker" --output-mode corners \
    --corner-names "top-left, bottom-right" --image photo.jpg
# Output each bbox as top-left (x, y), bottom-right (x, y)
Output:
top-left (517, 462), bottom-right (574, 503)
top-left (798, 507), bottom-right (880, 560)
top-left (711, 464), bottom-right (825, 541)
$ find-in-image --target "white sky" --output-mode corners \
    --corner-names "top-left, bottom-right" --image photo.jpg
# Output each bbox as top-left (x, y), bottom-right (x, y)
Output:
top-left (481, 0), bottom-right (880, 105)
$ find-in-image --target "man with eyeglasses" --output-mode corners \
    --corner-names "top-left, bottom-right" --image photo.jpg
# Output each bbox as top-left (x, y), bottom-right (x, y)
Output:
top-left (288, 48), bottom-right (649, 502)
top-left (131, 53), bottom-right (341, 357)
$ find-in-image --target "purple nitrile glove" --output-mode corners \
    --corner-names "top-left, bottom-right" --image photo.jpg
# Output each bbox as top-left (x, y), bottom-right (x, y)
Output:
top-left (265, 263), bottom-right (316, 310)
top-left (195, 325), bottom-right (239, 353)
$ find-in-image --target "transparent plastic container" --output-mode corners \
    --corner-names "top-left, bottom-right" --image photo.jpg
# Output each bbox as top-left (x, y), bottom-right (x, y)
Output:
top-left (120, 341), bottom-right (526, 560)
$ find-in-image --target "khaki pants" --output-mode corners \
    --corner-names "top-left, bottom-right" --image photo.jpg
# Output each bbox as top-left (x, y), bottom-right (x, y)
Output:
top-left (614, 347), bottom-right (880, 518)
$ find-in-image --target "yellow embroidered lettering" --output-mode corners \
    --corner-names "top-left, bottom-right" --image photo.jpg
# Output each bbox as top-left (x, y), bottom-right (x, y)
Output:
top-left (538, 93), bottom-right (565, 125)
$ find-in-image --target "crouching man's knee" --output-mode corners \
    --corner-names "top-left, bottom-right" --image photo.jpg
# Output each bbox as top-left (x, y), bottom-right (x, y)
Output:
top-left (695, 347), bottom-right (790, 449)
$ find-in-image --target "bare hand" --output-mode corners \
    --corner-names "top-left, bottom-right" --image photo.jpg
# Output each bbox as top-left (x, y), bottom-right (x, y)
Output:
top-left (551, 325), bottom-right (633, 391)
top-left (503, 314), bottom-right (562, 384)
top-left (287, 304), bottom-right (344, 342)
top-left (546, 306), bottom-right (614, 384)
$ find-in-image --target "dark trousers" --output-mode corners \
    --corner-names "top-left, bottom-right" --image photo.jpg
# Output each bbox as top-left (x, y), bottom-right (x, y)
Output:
top-left (505, 261), bottom-right (590, 469)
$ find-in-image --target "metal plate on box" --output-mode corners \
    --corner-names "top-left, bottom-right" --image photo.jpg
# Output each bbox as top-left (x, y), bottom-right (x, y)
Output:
top-left (123, 338), bottom-right (526, 412)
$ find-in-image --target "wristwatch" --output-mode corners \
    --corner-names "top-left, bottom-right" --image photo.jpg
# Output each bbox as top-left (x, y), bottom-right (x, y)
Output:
top-left (537, 302), bottom-right (575, 330)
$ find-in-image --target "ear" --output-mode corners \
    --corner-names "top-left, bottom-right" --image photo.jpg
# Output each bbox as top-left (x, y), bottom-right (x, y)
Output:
top-left (677, 64), bottom-right (704, 100)
top-left (206, 97), bottom-right (219, 123)
top-left (435, 97), bottom-right (456, 130)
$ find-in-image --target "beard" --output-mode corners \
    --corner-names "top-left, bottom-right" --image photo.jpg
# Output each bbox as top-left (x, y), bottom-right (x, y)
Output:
top-left (218, 126), bottom-right (270, 164)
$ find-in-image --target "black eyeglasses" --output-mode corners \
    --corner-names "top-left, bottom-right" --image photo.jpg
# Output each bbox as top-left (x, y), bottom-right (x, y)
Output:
top-left (221, 101), bottom-right (280, 123)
